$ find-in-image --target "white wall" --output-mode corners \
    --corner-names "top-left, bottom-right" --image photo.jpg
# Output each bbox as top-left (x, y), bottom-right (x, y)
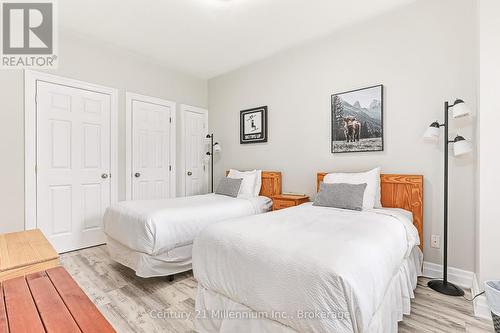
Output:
top-left (0, 29), bottom-right (208, 233)
top-left (208, 0), bottom-right (478, 270)
top-left (478, 0), bottom-right (500, 283)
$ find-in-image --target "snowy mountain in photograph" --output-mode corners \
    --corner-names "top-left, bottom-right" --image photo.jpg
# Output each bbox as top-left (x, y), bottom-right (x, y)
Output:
top-left (340, 99), bottom-right (382, 139)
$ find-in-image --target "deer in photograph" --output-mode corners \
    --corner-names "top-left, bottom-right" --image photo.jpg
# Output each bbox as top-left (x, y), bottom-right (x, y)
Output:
top-left (343, 116), bottom-right (361, 142)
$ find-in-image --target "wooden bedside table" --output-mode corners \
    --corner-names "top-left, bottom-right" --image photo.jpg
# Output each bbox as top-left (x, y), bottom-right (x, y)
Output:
top-left (272, 194), bottom-right (309, 211)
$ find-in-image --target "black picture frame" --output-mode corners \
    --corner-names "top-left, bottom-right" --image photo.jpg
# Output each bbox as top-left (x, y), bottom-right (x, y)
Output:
top-left (331, 84), bottom-right (384, 153)
top-left (240, 106), bottom-right (268, 144)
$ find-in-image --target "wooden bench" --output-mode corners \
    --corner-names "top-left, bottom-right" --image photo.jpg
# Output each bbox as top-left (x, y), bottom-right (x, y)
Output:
top-left (0, 266), bottom-right (115, 333)
top-left (0, 229), bottom-right (59, 282)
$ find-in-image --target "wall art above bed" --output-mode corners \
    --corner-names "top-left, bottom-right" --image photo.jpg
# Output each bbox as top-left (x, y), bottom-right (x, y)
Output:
top-left (331, 85), bottom-right (384, 153)
top-left (240, 106), bottom-right (268, 144)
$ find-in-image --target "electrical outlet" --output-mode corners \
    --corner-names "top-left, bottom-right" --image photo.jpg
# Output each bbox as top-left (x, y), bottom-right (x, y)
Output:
top-left (431, 235), bottom-right (440, 249)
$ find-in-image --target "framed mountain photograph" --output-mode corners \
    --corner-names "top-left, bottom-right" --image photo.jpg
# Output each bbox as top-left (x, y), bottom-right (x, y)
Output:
top-left (331, 85), bottom-right (384, 153)
top-left (240, 106), bottom-right (268, 144)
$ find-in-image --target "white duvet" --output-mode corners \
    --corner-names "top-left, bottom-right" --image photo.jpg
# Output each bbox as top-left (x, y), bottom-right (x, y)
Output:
top-left (193, 203), bottom-right (419, 333)
top-left (103, 194), bottom-right (271, 256)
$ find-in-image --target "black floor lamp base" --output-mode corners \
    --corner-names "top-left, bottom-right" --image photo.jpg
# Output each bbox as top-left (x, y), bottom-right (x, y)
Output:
top-left (427, 279), bottom-right (465, 296)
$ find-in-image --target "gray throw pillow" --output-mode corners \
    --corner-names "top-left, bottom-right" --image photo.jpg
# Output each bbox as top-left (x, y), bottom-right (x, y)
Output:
top-left (215, 177), bottom-right (243, 198)
top-left (313, 182), bottom-right (367, 211)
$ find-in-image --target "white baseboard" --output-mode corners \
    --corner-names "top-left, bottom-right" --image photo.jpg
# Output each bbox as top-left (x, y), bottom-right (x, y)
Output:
top-left (422, 262), bottom-right (492, 321)
top-left (472, 274), bottom-right (493, 321)
top-left (422, 261), bottom-right (474, 288)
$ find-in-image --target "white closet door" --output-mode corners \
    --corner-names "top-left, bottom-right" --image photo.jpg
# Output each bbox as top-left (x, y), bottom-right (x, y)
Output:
top-left (183, 107), bottom-right (208, 196)
top-left (132, 100), bottom-right (173, 200)
top-left (36, 81), bottom-right (111, 252)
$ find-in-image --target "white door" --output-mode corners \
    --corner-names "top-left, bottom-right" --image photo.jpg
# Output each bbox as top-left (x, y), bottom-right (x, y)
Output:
top-left (182, 106), bottom-right (208, 196)
top-left (131, 99), bottom-right (174, 200)
top-left (36, 81), bottom-right (111, 252)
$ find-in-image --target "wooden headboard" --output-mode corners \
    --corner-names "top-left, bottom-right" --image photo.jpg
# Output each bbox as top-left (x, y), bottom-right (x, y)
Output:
top-left (317, 173), bottom-right (424, 250)
top-left (225, 171), bottom-right (282, 198)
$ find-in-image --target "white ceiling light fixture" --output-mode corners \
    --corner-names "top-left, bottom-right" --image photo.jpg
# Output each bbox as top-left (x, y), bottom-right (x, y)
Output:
top-left (200, 0), bottom-right (236, 6)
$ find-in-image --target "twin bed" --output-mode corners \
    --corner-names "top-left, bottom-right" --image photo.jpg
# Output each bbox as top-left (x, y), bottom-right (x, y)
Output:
top-left (193, 173), bottom-right (424, 333)
top-left (103, 171), bottom-right (282, 277)
top-left (104, 170), bottom-right (424, 333)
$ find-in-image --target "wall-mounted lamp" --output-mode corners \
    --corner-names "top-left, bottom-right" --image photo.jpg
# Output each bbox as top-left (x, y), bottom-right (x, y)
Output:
top-left (206, 134), bottom-right (221, 193)
top-left (424, 99), bottom-right (473, 297)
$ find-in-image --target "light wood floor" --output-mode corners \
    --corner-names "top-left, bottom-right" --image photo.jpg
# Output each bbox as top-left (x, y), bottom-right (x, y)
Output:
top-left (61, 245), bottom-right (494, 333)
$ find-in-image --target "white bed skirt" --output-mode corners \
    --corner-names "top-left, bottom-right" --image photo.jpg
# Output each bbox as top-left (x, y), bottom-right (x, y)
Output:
top-left (195, 246), bottom-right (423, 333)
top-left (106, 237), bottom-right (192, 277)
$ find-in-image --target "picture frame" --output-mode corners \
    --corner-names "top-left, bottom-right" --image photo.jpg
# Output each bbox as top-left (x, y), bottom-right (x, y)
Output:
top-left (240, 106), bottom-right (268, 144)
top-left (331, 84), bottom-right (384, 153)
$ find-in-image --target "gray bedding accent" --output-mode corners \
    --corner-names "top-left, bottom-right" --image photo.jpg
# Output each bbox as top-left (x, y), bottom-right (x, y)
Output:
top-left (215, 177), bottom-right (243, 197)
top-left (313, 182), bottom-right (367, 211)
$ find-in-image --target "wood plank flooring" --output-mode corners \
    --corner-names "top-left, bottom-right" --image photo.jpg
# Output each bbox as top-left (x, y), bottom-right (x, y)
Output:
top-left (60, 245), bottom-right (494, 333)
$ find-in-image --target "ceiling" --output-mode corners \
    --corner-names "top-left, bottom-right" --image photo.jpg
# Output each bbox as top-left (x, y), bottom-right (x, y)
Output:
top-left (60, 0), bottom-right (414, 79)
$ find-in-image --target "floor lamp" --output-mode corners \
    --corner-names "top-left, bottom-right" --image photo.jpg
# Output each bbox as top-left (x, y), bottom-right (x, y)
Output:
top-left (423, 99), bottom-right (473, 296)
top-left (205, 134), bottom-right (221, 193)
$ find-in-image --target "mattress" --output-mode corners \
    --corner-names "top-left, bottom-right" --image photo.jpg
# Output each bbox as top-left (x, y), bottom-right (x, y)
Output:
top-left (104, 193), bottom-right (272, 256)
top-left (193, 203), bottom-right (420, 333)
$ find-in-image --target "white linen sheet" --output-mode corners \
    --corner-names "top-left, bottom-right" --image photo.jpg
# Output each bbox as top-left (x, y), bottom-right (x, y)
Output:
top-left (104, 194), bottom-right (272, 256)
top-left (193, 203), bottom-right (420, 333)
top-left (195, 247), bottom-right (422, 333)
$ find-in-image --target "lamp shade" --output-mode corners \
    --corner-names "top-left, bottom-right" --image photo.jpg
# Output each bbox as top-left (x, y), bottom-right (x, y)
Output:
top-left (423, 122), bottom-right (441, 141)
top-left (204, 152), bottom-right (211, 163)
top-left (451, 99), bottom-right (471, 118)
top-left (213, 142), bottom-right (221, 153)
top-left (452, 136), bottom-right (472, 156)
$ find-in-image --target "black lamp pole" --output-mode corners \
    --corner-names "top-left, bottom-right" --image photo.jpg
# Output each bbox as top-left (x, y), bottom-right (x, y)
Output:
top-left (427, 101), bottom-right (465, 297)
top-left (206, 134), bottom-right (217, 193)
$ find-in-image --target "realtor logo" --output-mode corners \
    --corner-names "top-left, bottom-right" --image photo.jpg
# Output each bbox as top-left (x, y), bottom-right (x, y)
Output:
top-left (1, 0), bottom-right (57, 68)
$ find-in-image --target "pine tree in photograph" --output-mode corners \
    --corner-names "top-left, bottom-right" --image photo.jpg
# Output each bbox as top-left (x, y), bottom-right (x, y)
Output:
top-left (361, 121), bottom-right (369, 139)
top-left (333, 95), bottom-right (344, 141)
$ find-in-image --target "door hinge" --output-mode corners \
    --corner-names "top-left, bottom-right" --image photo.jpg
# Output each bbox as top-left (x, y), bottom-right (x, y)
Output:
top-left (35, 94), bottom-right (38, 104)
top-left (35, 164), bottom-right (37, 173)
top-left (169, 117), bottom-right (172, 124)
top-left (169, 165), bottom-right (172, 172)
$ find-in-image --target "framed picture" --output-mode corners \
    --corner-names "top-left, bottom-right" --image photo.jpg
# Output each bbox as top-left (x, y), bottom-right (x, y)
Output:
top-left (331, 84), bottom-right (384, 153)
top-left (240, 106), bottom-right (268, 144)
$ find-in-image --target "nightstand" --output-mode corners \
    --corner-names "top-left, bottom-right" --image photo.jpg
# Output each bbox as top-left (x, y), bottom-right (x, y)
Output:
top-left (272, 194), bottom-right (310, 211)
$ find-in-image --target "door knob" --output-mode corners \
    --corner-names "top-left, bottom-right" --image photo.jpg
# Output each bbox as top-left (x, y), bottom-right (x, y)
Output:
top-left (187, 171), bottom-right (193, 176)
top-left (101, 173), bottom-right (109, 179)
top-left (134, 173), bottom-right (141, 178)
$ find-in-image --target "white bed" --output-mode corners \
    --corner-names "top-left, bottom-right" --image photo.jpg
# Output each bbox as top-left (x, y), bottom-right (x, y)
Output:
top-left (103, 171), bottom-right (282, 277)
top-left (192, 173), bottom-right (424, 333)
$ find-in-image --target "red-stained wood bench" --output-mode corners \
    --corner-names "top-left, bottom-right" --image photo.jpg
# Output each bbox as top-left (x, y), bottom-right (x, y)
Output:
top-left (0, 266), bottom-right (115, 333)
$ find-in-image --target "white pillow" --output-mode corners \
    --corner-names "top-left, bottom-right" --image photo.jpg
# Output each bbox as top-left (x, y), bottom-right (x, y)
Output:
top-left (323, 167), bottom-right (381, 210)
top-left (254, 170), bottom-right (262, 196)
top-left (227, 169), bottom-right (261, 197)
